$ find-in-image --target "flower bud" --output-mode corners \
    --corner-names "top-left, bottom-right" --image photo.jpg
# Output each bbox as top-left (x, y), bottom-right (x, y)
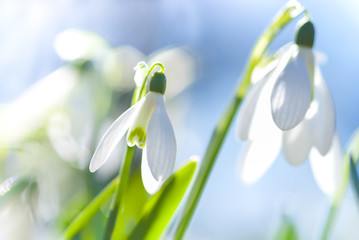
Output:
top-left (149, 72), bottom-right (166, 94)
top-left (295, 19), bottom-right (315, 48)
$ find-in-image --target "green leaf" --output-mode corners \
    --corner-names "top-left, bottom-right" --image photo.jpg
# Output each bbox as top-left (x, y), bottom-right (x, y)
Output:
top-left (274, 216), bottom-right (298, 240)
top-left (350, 155), bottom-right (359, 204)
top-left (63, 177), bottom-right (119, 239)
top-left (128, 159), bottom-right (197, 240)
top-left (112, 170), bottom-right (148, 239)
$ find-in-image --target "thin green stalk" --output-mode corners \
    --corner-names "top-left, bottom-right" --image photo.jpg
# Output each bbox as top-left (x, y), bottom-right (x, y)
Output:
top-left (173, 2), bottom-right (305, 239)
top-left (133, 62), bottom-right (165, 105)
top-left (103, 146), bottom-right (135, 240)
top-left (320, 205), bottom-right (337, 240)
top-left (320, 131), bottom-right (359, 240)
top-left (63, 177), bottom-right (119, 239)
top-left (320, 159), bottom-right (349, 240)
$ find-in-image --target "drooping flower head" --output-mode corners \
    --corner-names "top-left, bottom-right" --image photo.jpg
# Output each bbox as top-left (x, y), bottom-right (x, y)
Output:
top-left (270, 18), bottom-right (315, 131)
top-left (236, 18), bottom-right (341, 196)
top-left (89, 64), bottom-right (176, 194)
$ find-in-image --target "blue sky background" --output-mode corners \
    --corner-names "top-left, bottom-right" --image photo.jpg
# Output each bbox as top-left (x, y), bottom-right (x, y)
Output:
top-left (1, 0), bottom-right (359, 239)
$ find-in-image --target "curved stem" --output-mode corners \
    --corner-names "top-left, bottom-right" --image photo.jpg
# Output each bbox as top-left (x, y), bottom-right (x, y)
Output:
top-left (173, 2), bottom-right (305, 239)
top-left (135, 62), bottom-right (165, 103)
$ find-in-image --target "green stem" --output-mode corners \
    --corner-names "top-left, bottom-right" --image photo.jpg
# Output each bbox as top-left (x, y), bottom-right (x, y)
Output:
top-left (320, 204), bottom-right (337, 240)
top-left (104, 61), bottom-right (159, 238)
top-left (320, 152), bottom-right (359, 239)
top-left (133, 62), bottom-right (165, 104)
top-left (103, 146), bottom-right (135, 240)
top-left (320, 129), bottom-right (359, 239)
top-left (173, 2), bottom-right (305, 239)
top-left (63, 177), bottom-right (119, 239)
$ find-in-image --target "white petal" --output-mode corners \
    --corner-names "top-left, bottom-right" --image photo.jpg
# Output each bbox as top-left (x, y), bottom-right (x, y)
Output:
top-left (143, 94), bottom-right (176, 187)
top-left (89, 100), bottom-right (141, 172)
top-left (271, 46), bottom-right (313, 130)
top-left (239, 134), bottom-right (281, 184)
top-left (309, 135), bottom-right (342, 196)
top-left (239, 46), bottom-right (294, 141)
top-left (239, 69), bottom-right (282, 141)
top-left (141, 146), bottom-right (165, 194)
top-left (127, 92), bottom-right (156, 148)
top-left (236, 76), bottom-right (270, 141)
top-left (250, 59), bottom-right (278, 85)
top-left (282, 120), bottom-right (311, 166)
top-left (250, 42), bottom-right (292, 85)
top-left (306, 67), bottom-right (335, 155)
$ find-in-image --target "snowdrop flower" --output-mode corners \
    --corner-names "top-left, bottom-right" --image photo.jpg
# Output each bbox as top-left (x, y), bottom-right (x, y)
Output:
top-left (236, 19), bottom-right (342, 196)
top-left (89, 71), bottom-right (176, 194)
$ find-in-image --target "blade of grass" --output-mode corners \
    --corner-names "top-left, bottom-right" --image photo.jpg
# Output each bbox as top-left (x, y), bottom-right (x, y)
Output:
top-left (129, 159), bottom-right (197, 240)
top-left (63, 177), bottom-right (119, 239)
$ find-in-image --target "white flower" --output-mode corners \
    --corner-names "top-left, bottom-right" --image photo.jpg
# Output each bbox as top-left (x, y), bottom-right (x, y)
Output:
top-left (89, 72), bottom-right (176, 194)
top-left (236, 20), bottom-right (342, 196)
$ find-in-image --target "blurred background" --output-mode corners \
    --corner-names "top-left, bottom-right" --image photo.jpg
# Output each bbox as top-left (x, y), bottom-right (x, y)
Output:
top-left (1, 0), bottom-right (359, 239)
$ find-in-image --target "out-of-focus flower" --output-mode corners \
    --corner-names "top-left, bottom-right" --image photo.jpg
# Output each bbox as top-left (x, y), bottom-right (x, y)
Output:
top-left (90, 71), bottom-right (176, 194)
top-left (54, 29), bottom-right (197, 97)
top-left (0, 67), bottom-right (78, 145)
top-left (103, 45), bottom-right (197, 98)
top-left (236, 20), bottom-right (341, 196)
top-left (54, 29), bottom-right (110, 62)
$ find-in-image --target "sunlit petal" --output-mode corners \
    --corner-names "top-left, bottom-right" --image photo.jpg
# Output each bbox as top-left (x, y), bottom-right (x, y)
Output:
top-left (282, 120), bottom-right (311, 166)
top-left (144, 94), bottom-right (176, 185)
top-left (307, 68), bottom-right (335, 155)
top-left (250, 42), bottom-right (292, 85)
top-left (89, 100), bottom-right (141, 172)
top-left (239, 133), bottom-right (281, 184)
top-left (250, 59), bottom-right (278, 85)
top-left (243, 46), bottom-right (294, 140)
top-left (237, 76), bottom-right (269, 141)
top-left (246, 72), bottom-right (282, 140)
top-left (309, 135), bottom-right (342, 196)
top-left (271, 46), bottom-right (312, 130)
top-left (141, 146), bottom-right (165, 194)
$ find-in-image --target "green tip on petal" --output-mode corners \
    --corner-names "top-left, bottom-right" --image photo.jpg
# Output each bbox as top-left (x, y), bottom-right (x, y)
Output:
top-left (128, 127), bottom-right (146, 148)
top-left (149, 72), bottom-right (166, 94)
top-left (295, 19), bottom-right (315, 48)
